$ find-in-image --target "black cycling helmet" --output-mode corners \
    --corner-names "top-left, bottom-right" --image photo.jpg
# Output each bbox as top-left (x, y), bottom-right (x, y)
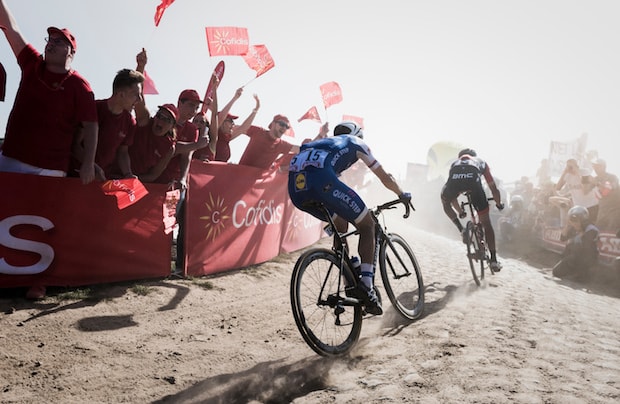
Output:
top-left (333, 121), bottom-right (364, 139)
top-left (568, 205), bottom-right (589, 224)
top-left (458, 148), bottom-right (477, 158)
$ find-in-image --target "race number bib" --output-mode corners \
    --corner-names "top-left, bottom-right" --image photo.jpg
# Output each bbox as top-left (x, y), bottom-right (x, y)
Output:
top-left (289, 148), bottom-right (329, 172)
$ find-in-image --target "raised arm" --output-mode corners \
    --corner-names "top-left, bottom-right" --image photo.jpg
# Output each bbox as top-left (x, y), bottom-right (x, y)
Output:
top-left (133, 48), bottom-right (150, 126)
top-left (217, 87), bottom-right (243, 123)
top-left (232, 93), bottom-right (260, 138)
top-left (0, 0), bottom-right (27, 57)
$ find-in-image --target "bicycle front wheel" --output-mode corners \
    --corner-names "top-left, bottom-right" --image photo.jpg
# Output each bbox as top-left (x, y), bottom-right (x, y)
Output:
top-left (290, 248), bottom-right (363, 356)
top-left (379, 233), bottom-right (425, 320)
top-left (465, 222), bottom-right (484, 286)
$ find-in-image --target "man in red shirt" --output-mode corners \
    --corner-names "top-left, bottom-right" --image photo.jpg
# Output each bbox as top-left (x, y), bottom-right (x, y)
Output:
top-left (239, 114), bottom-right (328, 170)
top-left (0, 1), bottom-right (97, 184)
top-left (71, 68), bottom-right (144, 179)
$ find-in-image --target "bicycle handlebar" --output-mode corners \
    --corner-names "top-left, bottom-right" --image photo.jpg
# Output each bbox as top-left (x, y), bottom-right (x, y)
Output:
top-left (374, 198), bottom-right (415, 219)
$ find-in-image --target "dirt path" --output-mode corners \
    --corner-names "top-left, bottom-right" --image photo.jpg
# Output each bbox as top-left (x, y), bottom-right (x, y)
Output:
top-left (1, 227), bottom-right (619, 403)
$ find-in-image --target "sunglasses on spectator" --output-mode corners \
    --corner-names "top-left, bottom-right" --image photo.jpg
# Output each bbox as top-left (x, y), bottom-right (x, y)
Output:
top-left (45, 37), bottom-right (69, 47)
top-left (276, 120), bottom-right (290, 129)
top-left (155, 112), bottom-right (175, 124)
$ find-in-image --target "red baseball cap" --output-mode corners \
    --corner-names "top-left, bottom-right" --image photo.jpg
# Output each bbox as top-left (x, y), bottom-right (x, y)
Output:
top-left (157, 104), bottom-right (179, 121)
top-left (47, 26), bottom-right (77, 51)
top-left (178, 89), bottom-right (203, 104)
top-left (225, 113), bottom-right (239, 120)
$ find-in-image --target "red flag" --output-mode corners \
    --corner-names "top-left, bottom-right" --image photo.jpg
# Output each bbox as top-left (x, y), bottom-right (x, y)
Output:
top-left (102, 178), bottom-right (149, 209)
top-left (320, 81), bottom-right (343, 109)
top-left (242, 45), bottom-right (275, 78)
top-left (142, 70), bottom-right (159, 95)
top-left (205, 27), bottom-right (249, 56)
top-left (154, 0), bottom-right (175, 27)
top-left (202, 61), bottom-right (225, 114)
top-left (298, 106), bottom-right (322, 123)
top-left (342, 114), bottom-right (364, 128)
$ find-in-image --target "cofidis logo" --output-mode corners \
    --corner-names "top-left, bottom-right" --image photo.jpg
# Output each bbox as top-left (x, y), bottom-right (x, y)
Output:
top-left (199, 193), bottom-right (284, 241)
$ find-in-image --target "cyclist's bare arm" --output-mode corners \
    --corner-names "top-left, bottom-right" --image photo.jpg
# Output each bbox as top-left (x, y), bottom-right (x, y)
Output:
top-left (370, 164), bottom-right (404, 196)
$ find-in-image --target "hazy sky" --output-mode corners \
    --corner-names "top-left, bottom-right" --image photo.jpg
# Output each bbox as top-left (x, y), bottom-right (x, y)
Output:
top-left (1, 0), bottom-right (619, 183)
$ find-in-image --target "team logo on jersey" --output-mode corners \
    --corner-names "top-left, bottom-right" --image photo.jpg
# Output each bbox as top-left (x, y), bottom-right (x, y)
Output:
top-left (295, 172), bottom-right (307, 191)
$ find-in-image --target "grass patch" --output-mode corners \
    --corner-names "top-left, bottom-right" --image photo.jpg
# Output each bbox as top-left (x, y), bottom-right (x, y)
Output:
top-left (131, 284), bottom-right (153, 296)
top-left (189, 278), bottom-right (219, 290)
top-left (55, 288), bottom-right (94, 301)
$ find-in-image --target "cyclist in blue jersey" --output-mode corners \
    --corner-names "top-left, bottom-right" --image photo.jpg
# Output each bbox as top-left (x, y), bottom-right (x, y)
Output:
top-left (287, 121), bottom-right (411, 315)
top-left (440, 148), bottom-right (504, 272)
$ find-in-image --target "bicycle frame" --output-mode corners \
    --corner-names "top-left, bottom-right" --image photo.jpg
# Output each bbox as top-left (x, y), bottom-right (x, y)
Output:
top-left (321, 199), bottom-right (412, 290)
top-left (460, 191), bottom-right (493, 286)
top-left (290, 198), bottom-right (423, 356)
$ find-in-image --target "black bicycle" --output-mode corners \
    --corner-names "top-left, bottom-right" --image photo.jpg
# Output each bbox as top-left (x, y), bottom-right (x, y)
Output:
top-left (460, 191), bottom-right (500, 286)
top-left (290, 198), bottom-right (424, 356)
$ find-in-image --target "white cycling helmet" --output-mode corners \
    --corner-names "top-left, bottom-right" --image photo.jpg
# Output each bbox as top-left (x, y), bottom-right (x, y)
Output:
top-left (334, 121), bottom-right (364, 139)
top-left (568, 205), bottom-right (589, 223)
top-left (510, 195), bottom-right (524, 210)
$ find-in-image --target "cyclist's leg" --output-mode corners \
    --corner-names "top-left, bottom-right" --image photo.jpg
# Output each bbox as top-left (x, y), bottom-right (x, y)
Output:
top-left (472, 184), bottom-right (501, 269)
top-left (324, 179), bottom-right (381, 314)
top-left (440, 184), bottom-right (463, 232)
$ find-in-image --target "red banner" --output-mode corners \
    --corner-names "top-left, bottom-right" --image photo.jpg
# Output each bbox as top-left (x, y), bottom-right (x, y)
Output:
top-left (202, 61), bottom-right (225, 114)
top-left (298, 106), bottom-right (322, 123)
top-left (185, 161), bottom-right (323, 276)
top-left (541, 225), bottom-right (620, 267)
top-left (0, 173), bottom-right (171, 287)
top-left (320, 81), bottom-right (343, 109)
top-left (205, 26), bottom-right (249, 56)
top-left (242, 44), bottom-right (275, 78)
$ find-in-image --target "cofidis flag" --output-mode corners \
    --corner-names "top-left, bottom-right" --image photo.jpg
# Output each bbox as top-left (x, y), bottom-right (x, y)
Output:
top-left (205, 27), bottom-right (249, 56)
top-left (320, 81), bottom-right (343, 109)
top-left (102, 178), bottom-right (149, 209)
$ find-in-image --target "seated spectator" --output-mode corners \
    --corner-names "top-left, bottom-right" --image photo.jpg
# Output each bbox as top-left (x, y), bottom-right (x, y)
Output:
top-left (238, 114), bottom-right (329, 170)
top-left (552, 205), bottom-right (599, 282)
top-left (71, 68), bottom-right (144, 180)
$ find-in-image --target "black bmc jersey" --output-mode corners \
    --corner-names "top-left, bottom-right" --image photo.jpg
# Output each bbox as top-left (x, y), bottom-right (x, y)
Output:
top-left (441, 156), bottom-right (493, 212)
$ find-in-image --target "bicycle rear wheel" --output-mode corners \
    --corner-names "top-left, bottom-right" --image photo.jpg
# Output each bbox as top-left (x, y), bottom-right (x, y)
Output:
top-left (290, 248), bottom-right (363, 356)
top-left (465, 222), bottom-right (484, 286)
top-left (379, 233), bottom-right (425, 320)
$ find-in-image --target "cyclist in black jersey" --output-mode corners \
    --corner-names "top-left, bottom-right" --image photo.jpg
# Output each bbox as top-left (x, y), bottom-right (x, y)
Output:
top-left (440, 148), bottom-right (504, 272)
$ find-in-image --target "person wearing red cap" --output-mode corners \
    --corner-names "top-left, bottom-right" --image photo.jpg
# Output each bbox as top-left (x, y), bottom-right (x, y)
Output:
top-left (129, 102), bottom-right (178, 183)
top-left (238, 113), bottom-right (329, 170)
top-left (134, 49), bottom-right (216, 186)
top-left (0, 1), bottom-right (98, 187)
top-left (154, 88), bottom-right (203, 186)
top-left (0, 1), bottom-right (98, 300)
